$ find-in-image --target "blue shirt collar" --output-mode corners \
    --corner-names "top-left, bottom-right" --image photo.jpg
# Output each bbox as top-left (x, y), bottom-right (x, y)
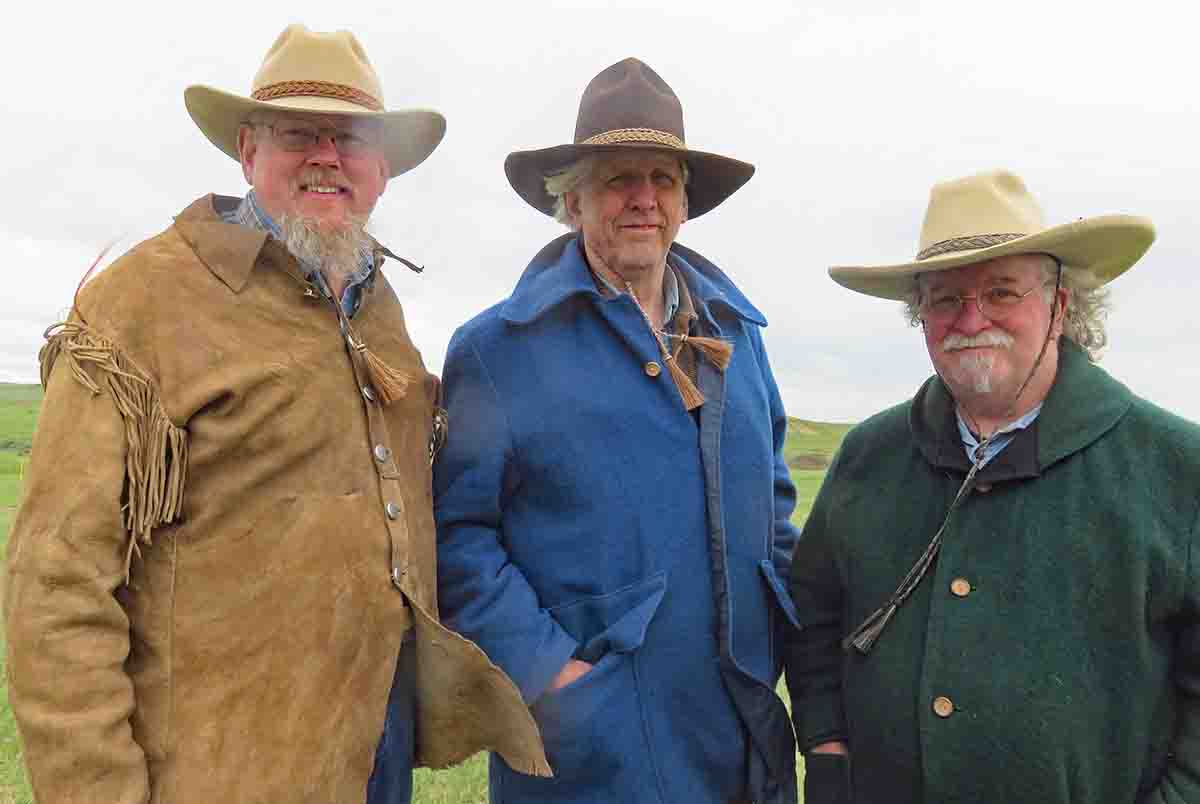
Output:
top-left (956, 403), bottom-right (1044, 468)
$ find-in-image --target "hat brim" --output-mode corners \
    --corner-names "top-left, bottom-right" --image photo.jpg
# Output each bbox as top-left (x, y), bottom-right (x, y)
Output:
top-left (184, 85), bottom-right (446, 178)
top-left (830, 215), bottom-right (1156, 300)
top-left (503, 143), bottom-right (754, 220)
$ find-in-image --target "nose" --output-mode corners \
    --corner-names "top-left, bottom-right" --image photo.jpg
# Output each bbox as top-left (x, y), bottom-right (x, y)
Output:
top-left (305, 134), bottom-right (341, 166)
top-left (950, 296), bottom-right (992, 336)
top-left (628, 177), bottom-right (658, 210)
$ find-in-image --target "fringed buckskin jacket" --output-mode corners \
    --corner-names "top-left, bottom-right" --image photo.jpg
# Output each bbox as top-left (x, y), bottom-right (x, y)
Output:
top-left (4, 196), bottom-right (549, 804)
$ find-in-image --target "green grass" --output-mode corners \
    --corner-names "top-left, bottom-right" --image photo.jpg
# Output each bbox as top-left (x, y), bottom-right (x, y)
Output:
top-left (0, 388), bottom-right (849, 801)
top-left (784, 417), bottom-right (852, 471)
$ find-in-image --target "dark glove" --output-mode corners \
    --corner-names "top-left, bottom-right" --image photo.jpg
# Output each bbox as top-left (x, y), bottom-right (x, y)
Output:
top-left (803, 753), bottom-right (851, 804)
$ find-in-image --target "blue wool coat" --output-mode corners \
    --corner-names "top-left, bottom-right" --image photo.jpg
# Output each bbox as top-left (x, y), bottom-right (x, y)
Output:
top-left (434, 234), bottom-right (801, 804)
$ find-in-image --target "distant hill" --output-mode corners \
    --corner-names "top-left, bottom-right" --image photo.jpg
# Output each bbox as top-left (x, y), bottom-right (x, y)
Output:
top-left (784, 417), bottom-right (852, 471)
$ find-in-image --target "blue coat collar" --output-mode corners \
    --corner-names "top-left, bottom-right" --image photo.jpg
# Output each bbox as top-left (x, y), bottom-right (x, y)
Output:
top-left (500, 234), bottom-right (767, 328)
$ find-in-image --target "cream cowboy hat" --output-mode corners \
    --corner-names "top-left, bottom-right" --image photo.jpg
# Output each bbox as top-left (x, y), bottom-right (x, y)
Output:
top-left (184, 24), bottom-right (445, 178)
top-left (504, 58), bottom-right (754, 219)
top-left (830, 169), bottom-right (1156, 300)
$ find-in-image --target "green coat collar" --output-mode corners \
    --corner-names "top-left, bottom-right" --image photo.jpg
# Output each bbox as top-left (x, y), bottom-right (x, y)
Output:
top-left (910, 340), bottom-right (1133, 482)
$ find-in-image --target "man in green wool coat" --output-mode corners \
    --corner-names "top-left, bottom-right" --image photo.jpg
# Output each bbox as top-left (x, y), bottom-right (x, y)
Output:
top-left (787, 169), bottom-right (1200, 804)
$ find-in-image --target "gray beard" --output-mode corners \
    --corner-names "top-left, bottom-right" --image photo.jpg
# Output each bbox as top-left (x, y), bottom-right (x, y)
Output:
top-left (278, 214), bottom-right (372, 285)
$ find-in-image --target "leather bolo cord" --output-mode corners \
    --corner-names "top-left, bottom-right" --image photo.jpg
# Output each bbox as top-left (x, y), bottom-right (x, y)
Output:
top-left (843, 261), bottom-right (1064, 654)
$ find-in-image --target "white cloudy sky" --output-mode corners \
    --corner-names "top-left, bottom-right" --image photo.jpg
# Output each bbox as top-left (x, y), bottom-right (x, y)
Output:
top-left (3, 0), bottom-right (1196, 423)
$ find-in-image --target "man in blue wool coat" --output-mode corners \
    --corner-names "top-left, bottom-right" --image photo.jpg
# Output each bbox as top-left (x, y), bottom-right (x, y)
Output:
top-left (431, 58), bottom-right (801, 803)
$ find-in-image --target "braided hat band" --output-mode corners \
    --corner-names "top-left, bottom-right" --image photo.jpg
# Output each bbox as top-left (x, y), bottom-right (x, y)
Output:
top-left (251, 80), bottom-right (384, 112)
top-left (916, 233), bottom-right (1027, 261)
top-left (580, 128), bottom-right (686, 149)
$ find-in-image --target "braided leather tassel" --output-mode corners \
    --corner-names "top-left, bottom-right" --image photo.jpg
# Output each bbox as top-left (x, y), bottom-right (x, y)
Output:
top-left (684, 334), bottom-right (733, 371)
top-left (844, 602), bottom-right (898, 654)
top-left (344, 321), bottom-right (414, 405)
top-left (664, 353), bottom-right (706, 410)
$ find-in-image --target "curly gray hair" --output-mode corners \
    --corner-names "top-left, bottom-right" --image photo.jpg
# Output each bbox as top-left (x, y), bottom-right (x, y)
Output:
top-left (902, 254), bottom-right (1111, 360)
top-left (543, 155), bottom-right (690, 228)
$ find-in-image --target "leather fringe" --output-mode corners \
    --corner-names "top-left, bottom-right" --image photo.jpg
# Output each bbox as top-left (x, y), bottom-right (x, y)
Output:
top-left (41, 322), bottom-right (189, 584)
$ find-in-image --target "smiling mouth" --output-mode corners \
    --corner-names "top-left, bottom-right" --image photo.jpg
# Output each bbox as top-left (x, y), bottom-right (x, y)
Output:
top-left (300, 184), bottom-right (348, 196)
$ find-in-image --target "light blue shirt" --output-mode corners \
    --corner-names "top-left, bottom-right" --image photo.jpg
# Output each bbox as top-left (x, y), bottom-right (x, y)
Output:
top-left (956, 403), bottom-right (1044, 468)
top-left (592, 264), bottom-right (680, 326)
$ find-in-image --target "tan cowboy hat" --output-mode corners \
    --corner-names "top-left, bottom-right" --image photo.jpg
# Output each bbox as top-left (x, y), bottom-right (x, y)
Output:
top-left (830, 169), bottom-right (1156, 300)
top-left (184, 24), bottom-right (445, 178)
top-left (505, 58), bottom-right (754, 219)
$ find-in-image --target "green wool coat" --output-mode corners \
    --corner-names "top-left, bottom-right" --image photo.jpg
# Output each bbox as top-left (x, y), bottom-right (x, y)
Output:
top-left (787, 341), bottom-right (1200, 803)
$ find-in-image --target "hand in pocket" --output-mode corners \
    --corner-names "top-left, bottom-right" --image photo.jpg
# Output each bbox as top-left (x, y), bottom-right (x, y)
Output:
top-left (548, 658), bottom-right (594, 692)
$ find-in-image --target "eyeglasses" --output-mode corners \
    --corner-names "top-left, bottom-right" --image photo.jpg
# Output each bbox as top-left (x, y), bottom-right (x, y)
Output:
top-left (252, 118), bottom-right (382, 157)
top-left (920, 282), bottom-right (1049, 324)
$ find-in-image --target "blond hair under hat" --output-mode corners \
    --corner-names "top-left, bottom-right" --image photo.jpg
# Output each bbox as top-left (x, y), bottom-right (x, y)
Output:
top-left (184, 24), bottom-right (445, 178)
top-left (831, 169), bottom-right (1155, 300)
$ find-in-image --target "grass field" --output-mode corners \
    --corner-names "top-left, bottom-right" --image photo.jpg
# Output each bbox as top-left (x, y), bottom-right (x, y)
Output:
top-left (0, 384), bottom-right (849, 802)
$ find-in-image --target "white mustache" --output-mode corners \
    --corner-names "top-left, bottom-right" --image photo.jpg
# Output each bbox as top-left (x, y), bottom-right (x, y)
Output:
top-left (941, 331), bottom-right (1015, 352)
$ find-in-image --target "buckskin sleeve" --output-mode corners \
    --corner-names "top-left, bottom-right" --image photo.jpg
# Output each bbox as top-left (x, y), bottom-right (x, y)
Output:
top-left (433, 331), bottom-right (579, 703)
top-left (5, 358), bottom-right (150, 803)
top-left (1142, 509), bottom-right (1200, 803)
top-left (785, 448), bottom-right (849, 752)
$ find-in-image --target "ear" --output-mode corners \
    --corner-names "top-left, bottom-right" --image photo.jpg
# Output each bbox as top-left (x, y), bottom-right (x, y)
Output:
top-left (1051, 286), bottom-right (1070, 337)
top-left (564, 190), bottom-right (584, 228)
top-left (377, 156), bottom-right (390, 196)
top-left (680, 191), bottom-right (689, 225)
top-left (237, 125), bottom-right (257, 185)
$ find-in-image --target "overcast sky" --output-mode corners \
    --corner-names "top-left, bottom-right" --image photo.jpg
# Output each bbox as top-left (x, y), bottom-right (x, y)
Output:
top-left (4, 0), bottom-right (1196, 423)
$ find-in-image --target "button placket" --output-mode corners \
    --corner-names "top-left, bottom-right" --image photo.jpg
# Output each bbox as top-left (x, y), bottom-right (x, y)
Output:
top-left (339, 321), bottom-right (410, 592)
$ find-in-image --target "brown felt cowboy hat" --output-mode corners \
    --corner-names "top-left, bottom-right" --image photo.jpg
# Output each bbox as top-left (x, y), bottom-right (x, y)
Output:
top-left (184, 24), bottom-right (445, 178)
top-left (505, 58), bottom-right (754, 219)
top-left (831, 169), bottom-right (1156, 300)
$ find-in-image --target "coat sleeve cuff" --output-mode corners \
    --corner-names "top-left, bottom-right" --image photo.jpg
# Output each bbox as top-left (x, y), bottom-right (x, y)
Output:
top-left (795, 694), bottom-right (849, 752)
top-left (519, 627), bottom-right (580, 704)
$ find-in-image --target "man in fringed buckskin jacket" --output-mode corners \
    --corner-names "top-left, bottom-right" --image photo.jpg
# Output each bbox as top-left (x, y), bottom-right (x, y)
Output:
top-left (788, 169), bottom-right (1200, 804)
top-left (4, 24), bottom-right (547, 804)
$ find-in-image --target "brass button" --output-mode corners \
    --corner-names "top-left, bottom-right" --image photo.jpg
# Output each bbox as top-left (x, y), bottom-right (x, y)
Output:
top-left (385, 502), bottom-right (402, 520)
top-left (644, 361), bottom-right (661, 377)
top-left (950, 578), bottom-right (972, 597)
top-left (362, 385), bottom-right (376, 403)
top-left (933, 696), bottom-right (954, 718)
top-left (373, 444), bottom-right (391, 462)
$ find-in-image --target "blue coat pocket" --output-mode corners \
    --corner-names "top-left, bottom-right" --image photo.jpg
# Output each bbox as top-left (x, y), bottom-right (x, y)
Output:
top-left (549, 572), bottom-right (668, 663)
top-left (517, 574), bottom-right (668, 796)
top-left (759, 560), bottom-right (802, 631)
